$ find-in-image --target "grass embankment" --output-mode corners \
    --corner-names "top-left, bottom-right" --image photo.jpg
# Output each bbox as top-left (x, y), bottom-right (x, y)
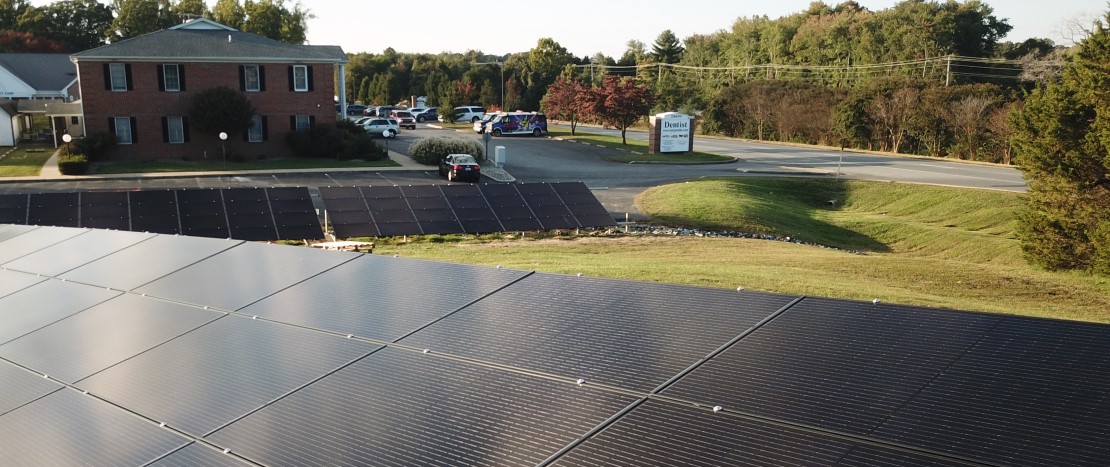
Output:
top-left (90, 157), bottom-right (398, 174)
top-left (0, 144), bottom-right (54, 177)
top-left (374, 178), bottom-right (1110, 323)
top-left (547, 130), bottom-right (734, 163)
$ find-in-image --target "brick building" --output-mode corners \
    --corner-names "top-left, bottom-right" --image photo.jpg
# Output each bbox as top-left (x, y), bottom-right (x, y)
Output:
top-left (71, 18), bottom-right (347, 160)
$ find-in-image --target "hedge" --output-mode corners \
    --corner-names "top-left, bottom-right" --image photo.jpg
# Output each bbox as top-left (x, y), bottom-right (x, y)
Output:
top-left (408, 136), bottom-right (484, 165)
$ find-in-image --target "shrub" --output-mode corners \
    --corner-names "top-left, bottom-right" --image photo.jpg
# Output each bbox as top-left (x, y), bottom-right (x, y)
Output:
top-left (57, 154), bottom-right (88, 175)
top-left (71, 131), bottom-right (116, 161)
top-left (285, 122), bottom-right (387, 161)
top-left (408, 136), bottom-right (484, 165)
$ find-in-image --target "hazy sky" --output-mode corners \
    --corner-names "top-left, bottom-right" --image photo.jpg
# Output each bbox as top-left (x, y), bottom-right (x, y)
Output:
top-left (302, 0), bottom-right (1102, 57)
top-left (30, 0), bottom-right (1105, 57)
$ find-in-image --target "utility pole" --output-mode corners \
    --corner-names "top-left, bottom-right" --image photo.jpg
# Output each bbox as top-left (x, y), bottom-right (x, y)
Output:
top-left (945, 55), bottom-right (952, 86)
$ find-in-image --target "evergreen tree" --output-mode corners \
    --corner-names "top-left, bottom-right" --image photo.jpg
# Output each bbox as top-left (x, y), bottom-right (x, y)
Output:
top-left (651, 29), bottom-right (684, 64)
top-left (1010, 11), bottom-right (1110, 273)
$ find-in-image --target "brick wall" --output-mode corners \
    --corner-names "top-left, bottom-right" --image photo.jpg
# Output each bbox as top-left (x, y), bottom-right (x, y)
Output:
top-left (78, 61), bottom-right (337, 160)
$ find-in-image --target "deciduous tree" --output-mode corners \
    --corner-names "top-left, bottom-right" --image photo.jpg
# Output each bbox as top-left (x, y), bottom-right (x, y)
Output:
top-left (188, 86), bottom-right (255, 138)
top-left (590, 76), bottom-right (656, 145)
top-left (541, 76), bottom-right (588, 134)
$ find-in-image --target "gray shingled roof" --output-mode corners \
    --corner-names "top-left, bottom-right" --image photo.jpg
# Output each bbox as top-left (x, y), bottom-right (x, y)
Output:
top-left (0, 54), bottom-right (77, 91)
top-left (72, 28), bottom-right (346, 63)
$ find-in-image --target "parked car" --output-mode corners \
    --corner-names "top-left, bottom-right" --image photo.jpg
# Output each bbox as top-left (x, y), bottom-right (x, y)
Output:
top-left (473, 112), bottom-right (502, 133)
top-left (362, 118), bottom-right (399, 138)
top-left (345, 104), bottom-right (367, 116)
top-left (439, 106), bottom-right (485, 123)
top-left (390, 110), bottom-right (417, 130)
top-left (363, 105), bottom-right (399, 117)
top-left (411, 107), bottom-right (438, 123)
top-left (438, 153), bottom-right (481, 182)
top-left (487, 112), bottom-right (547, 137)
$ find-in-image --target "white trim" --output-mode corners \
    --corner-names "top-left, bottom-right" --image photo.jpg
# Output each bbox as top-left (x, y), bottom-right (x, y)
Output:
top-left (169, 18), bottom-right (236, 31)
top-left (292, 64), bottom-right (308, 92)
top-left (294, 115), bottom-right (310, 132)
top-left (113, 117), bottom-right (132, 144)
top-left (248, 115), bottom-right (263, 142)
top-left (162, 64), bottom-right (180, 92)
top-left (166, 116), bottom-right (184, 144)
top-left (109, 63), bottom-right (127, 91)
top-left (244, 64), bottom-right (261, 92)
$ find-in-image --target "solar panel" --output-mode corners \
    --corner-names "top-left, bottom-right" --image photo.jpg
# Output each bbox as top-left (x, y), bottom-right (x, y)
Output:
top-left (81, 216), bottom-right (131, 231)
top-left (332, 223), bottom-right (378, 238)
top-left (241, 255), bottom-right (529, 341)
top-left (179, 189), bottom-right (229, 238)
top-left (553, 400), bottom-right (966, 467)
top-left (445, 195), bottom-right (490, 209)
top-left (869, 316), bottom-right (1110, 466)
top-left (453, 207), bottom-right (498, 221)
top-left (516, 182), bottom-right (556, 195)
top-left (531, 203), bottom-right (574, 217)
top-left (412, 209), bottom-right (457, 222)
top-left (205, 348), bottom-right (638, 466)
top-left (407, 197), bottom-right (450, 209)
top-left (133, 242), bottom-right (353, 311)
top-left (478, 183), bottom-right (519, 197)
top-left (0, 389), bottom-right (187, 465)
top-left (0, 294), bottom-right (221, 383)
top-left (0, 268), bottom-right (47, 299)
top-left (575, 214), bottom-right (618, 228)
top-left (440, 184), bottom-right (482, 197)
top-left (551, 181), bottom-right (592, 195)
top-left (0, 361), bottom-right (62, 415)
top-left (418, 220), bottom-right (464, 234)
top-left (375, 221), bottom-right (422, 236)
top-left (0, 225), bottom-right (85, 264)
top-left (400, 184), bottom-right (443, 198)
top-left (0, 280), bottom-right (122, 346)
top-left (499, 217), bottom-right (544, 231)
top-left (537, 215), bottom-right (579, 230)
top-left (79, 192), bottom-right (129, 229)
top-left (227, 214), bottom-right (277, 241)
top-left (321, 197), bottom-right (367, 211)
top-left (77, 315), bottom-right (375, 436)
top-left (0, 194), bottom-right (27, 224)
top-left (60, 235), bottom-right (242, 291)
top-left (265, 186), bottom-right (312, 201)
top-left (662, 297), bottom-right (1001, 435)
top-left (0, 229), bottom-right (153, 277)
top-left (129, 190), bottom-right (180, 234)
top-left (459, 218), bottom-right (504, 233)
top-left (0, 223), bottom-right (35, 242)
top-left (28, 192), bottom-right (78, 227)
top-left (365, 197), bottom-right (409, 211)
top-left (402, 273), bottom-right (796, 392)
top-left (328, 210), bottom-right (373, 224)
top-left (318, 186), bottom-right (361, 199)
top-left (361, 185), bottom-right (403, 198)
top-left (80, 191), bottom-right (128, 207)
top-left (566, 202), bottom-right (611, 216)
top-left (370, 209), bottom-right (416, 223)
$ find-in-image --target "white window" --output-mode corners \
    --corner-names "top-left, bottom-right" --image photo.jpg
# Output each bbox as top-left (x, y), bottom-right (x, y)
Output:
top-left (114, 117), bottom-right (132, 144)
top-left (163, 64), bottom-right (180, 92)
top-left (292, 65), bottom-right (308, 92)
top-left (244, 65), bottom-right (261, 92)
top-left (294, 115), bottom-right (311, 132)
top-left (167, 116), bottom-right (184, 144)
top-left (248, 115), bottom-right (264, 142)
top-left (109, 63), bottom-right (127, 91)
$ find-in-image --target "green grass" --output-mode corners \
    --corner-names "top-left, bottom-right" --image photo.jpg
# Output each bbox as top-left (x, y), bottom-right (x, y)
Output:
top-left (370, 178), bottom-right (1110, 323)
top-left (90, 157), bottom-right (399, 174)
top-left (547, 130), bottom-right (734, 163)
top-left (0, 143), bottom-right (54, 177)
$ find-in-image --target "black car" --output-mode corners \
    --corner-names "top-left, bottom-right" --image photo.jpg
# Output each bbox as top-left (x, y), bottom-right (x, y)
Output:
top-left (414, 107), bottom-right (438, 123)
top-left (438, 154), bottom-right (481, 182)
top-left (345, 104), bottom-right (367, 116)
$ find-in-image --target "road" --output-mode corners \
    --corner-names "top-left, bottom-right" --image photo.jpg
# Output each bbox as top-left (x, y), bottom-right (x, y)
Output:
top-left (0, 124), bottom-right (1028, 219)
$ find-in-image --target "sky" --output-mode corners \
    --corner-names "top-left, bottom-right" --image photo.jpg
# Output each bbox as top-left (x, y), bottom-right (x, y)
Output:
top-left (29, 0), bottom-right (1105, 57)
top-left (299, 0), bottom-right (1102, 57)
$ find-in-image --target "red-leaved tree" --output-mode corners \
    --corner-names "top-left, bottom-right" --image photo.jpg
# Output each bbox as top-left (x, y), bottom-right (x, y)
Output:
top-left (0, 31), bottom-right (66, 53)
top-left (590, 76), bottom-right (656, 144)
top-left (541, 76), bottom-right (589, 135)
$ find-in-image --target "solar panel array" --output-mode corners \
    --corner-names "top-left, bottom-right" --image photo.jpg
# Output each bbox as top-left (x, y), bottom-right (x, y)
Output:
top-left (0, 187), bottom-right (322, 241)
top-left (320, 181), bottom-right (615, 237)
top-left (2, 224), bottom-right (1109, 466)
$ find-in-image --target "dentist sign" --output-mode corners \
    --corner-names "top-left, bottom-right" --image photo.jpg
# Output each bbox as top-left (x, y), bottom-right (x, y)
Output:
top-left (650, 112), bottom-right (693, 153)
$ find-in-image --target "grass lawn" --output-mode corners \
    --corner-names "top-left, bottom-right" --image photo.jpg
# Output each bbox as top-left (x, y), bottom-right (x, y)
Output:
top-left (90, 157), bottom-right (399, 174)
top-left (0, 143), bottom-right (55, 177)
top-left (371, 178), bottom-right (1110, 323)
top-left (547, 130), bottom-right (734, 163)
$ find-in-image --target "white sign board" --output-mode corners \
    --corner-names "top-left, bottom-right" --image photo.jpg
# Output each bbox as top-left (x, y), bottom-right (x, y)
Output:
top-left (658, 113), bottom-right (691, 153)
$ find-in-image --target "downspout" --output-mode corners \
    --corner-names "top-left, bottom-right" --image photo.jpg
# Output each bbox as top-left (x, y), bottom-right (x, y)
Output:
top-left (337, 63), bottom-right (347, 121)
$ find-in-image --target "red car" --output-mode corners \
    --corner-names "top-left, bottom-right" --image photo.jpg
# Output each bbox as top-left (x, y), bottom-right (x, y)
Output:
top-left (390, 110), bottom-right (417, 130)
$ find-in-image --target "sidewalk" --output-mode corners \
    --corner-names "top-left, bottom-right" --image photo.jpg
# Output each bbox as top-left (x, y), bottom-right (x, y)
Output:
top-left (2, 147), bottom-right (514, 183)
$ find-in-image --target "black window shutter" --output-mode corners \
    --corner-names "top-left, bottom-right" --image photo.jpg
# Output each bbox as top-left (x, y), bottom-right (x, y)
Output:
top-left (239, 65), bottom-right (245, 91)
top-left (178, 65), bottom-right (186, 91)
top-left (259, 66), bottom-right (266, 91)
top-left (130, 117), bottom-right (138, 143)
top-left (242, 127), bottom-right (248, 141)
top-left (103, 64), bottom-right (110, 90)
top-left (124, 64), bottom-right (133, 90)
top-left (161, 117), bottom-right (168, 142)
top-left (107, 118), bottom-right (115, 135)
top-left (289, 115), bottom-right (296, 130)
top-left (309, 115), bottom-right (315, 128)
top-left (261, 116), bottom-right (268, 141)
top-left (287, 66), bottom-right (294, 91)
top-left (157, 65), bottom-right (165, 92)
top-left (307, 65), bottom-right (314, 91)
top-left (182, 117), bottom-right (190, 142)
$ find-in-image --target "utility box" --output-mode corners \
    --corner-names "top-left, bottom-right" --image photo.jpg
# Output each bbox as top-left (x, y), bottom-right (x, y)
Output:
top-left (494, 145), bottom-right (506, 168)
top-left (648, 112), bottom-right (695, 154)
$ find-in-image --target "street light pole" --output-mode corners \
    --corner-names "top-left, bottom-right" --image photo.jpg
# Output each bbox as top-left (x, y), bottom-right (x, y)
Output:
top-left (218, 131), bottom-right (228, 169)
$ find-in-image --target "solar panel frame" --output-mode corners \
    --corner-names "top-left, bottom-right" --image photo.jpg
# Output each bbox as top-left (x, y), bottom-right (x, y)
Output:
top-left (59, 234), bottom-right (243, 291)
top-left (360, 185), bottom-right (403, 199)
top-left (551, 181), bottom-right (592, 195)
top-left (332, 222), bottom-right (379, 238)
top-left (318, 186), bottom-right (362, 199)
top-left (146, 443), bottom-right (249, 467)
top-left (400, 184), bottom-right (444, 198)
top-left (375, 221), bottom-right (422, 236)
top-left (265, 186), bottom-right (313, 201)
top-left (0, 268), bottom-right (47, 299)
top-left (0, 225), bottom-right (85, 265)
top-left (445, 195), bottom-right (491, 209)
top-left (459, 218), bottom-right (504, 233)
top-left (407, 197), bottom-right (450, 210)
top-left (574, 214), bottom-right (618, 228)
top-left (129, 190), bottom-right (180, 234)
top-left (0, 280), bottom-right (122, 346)
top-left (0, 229), bottom-right (153, 277)
top-left (28, 192), bottom-right (79, 227)
top-left (0, 223), bottom-right (36, 242)
top-left (0, 361), bottom-right (62, 415)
